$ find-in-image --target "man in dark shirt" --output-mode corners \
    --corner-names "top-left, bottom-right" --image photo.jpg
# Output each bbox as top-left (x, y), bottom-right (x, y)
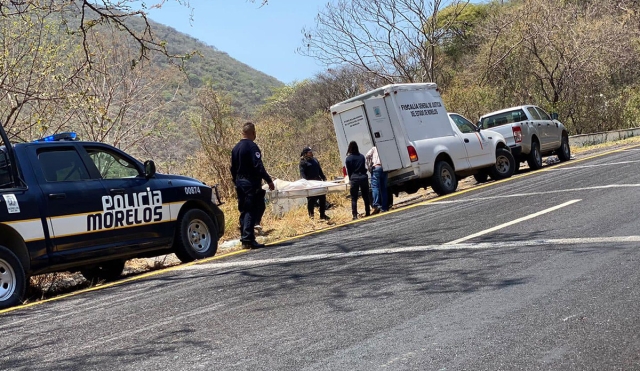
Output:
top-left (299, 147), bottom-right (330, 220)
top-left (231, 122), bottom-right (275, 249)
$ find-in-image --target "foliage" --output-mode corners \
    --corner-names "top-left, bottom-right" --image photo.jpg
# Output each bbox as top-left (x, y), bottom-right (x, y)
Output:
top-left (300, 0), bottom-right (473, 85)
top-left (188, 86), bottom-right (238, 198)
top-left (0, 10), bottom-right (85, 141)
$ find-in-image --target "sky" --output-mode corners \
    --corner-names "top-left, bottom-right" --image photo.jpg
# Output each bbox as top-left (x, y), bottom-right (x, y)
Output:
top-left (146, 0), bottom-right (329, 84)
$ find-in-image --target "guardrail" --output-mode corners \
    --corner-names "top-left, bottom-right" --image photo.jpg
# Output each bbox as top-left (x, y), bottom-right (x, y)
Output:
top-left (569, 127), bottom-right (640, 148)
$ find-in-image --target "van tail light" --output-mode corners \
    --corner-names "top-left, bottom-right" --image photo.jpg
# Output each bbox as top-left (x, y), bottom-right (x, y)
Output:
top-left (407, 146), bottom-right (419, 162)
top-left (342, 166), bottom-right (347, 177)
top-left (512, 126), bottom-right (523, 143)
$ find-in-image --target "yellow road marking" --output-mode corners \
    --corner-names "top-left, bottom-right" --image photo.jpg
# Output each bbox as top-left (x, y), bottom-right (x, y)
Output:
top-left (0, 249), bottom-right (247, 315)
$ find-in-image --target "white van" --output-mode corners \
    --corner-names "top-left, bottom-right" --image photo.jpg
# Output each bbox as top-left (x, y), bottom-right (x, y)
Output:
top-left (330, 83), bottom-right (516, 196)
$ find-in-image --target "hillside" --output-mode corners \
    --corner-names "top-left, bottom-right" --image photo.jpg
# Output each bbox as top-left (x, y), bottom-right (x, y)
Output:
top-left (138, 17), bottom-right (284, 115)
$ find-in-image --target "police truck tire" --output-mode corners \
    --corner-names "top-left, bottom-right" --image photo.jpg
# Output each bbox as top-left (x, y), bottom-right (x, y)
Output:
top-left (527, 141), bottom-right (543, 170)
top-left (431, 161), bottom-right (458, 196)
top-left (80, 260), bottom-right (125, 282)
top-left (174, 209), bottom-right (218, 263)
top-left (490, 148), bottom-right (516, 180)
top-left (0, 245), bottom-right (26, 309)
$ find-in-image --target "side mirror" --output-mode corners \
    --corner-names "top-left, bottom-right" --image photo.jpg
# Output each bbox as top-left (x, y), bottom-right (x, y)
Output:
top-left (476, 121), bottom-right (483, 129)
top-left (551, 112), bottom-right (559, 120)
top-left (144, 160), bottom-right (156, 178)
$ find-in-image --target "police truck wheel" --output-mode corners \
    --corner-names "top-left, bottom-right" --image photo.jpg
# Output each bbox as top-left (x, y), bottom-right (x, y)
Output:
top-left (174, 209), bottom-right (218, 263)
top-left (0, 245), bottom-right (26, 309)
top-left (527, 141), bottom-right (543, 170)
top-left (431, 161), bottom-right (457, 196)
top-left (490, 148), bottom-right (516, 180)
top-left (80, 260), bottom-right (125, 282)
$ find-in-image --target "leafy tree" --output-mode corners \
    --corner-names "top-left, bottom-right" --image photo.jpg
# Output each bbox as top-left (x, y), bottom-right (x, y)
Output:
top-left (68, 26), bottom-right (184, 152)
top-left (300, 0), bottom-right (472, 84)
top-left (0, 9), bottom-right (84, 141)
top-left (468, 0), bottom-right (640, 133)
top-left (188, 85), bottom-right (238, 198)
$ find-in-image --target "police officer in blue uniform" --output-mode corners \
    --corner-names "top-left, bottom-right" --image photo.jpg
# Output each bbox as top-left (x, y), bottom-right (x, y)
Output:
top-left (231, 122), bottom-right (275, 249)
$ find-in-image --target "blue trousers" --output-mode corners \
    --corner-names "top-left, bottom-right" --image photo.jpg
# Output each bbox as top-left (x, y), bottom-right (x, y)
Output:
top-left (371, 166), bottom-right (388, 211)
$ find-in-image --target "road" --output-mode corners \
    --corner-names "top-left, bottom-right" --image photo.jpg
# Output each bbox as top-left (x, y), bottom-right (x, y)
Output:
top-left (2, 146), bottom-right (640, 370)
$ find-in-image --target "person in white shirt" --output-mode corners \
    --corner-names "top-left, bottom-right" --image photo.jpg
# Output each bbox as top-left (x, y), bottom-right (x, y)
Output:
top-left (365, 145), bottom-right (388, 215)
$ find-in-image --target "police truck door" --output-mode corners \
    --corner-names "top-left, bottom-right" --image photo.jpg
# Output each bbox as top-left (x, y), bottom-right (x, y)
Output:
top-left (30, 144), bottom-right (112, 263)
top-left (82, 144), bottom-right (174, 251)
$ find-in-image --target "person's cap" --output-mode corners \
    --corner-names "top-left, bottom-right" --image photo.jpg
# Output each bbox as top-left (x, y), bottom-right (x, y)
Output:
top-left (301, 146), bottom-right (312, 156)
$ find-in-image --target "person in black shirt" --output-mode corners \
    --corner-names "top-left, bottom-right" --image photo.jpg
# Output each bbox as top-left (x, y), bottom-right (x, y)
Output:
top-left (230, 122), bottom-right (275, 249)
top-left (299, 147), bottom-right (330, 220)
top-left (345, 141), bottom-right (370, 220)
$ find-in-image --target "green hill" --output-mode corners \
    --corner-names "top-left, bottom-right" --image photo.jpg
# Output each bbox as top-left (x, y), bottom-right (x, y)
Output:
top-left (139, 18), bottom-right (284, 115)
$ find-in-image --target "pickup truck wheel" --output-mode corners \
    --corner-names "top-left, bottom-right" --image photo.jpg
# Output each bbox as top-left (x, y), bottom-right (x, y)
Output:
top-left (80, 260), bottom-right (125, 282)
top-left (431, 161), bottom-right (458, 196)
top-left (490, 148), bottom-right (516, 180)
top-left (558, 135), bottom-right (571, 162)
top-left (174, 209), bottom-right (218, 263)
top-left (473, 171), bottom-right (489, 183)
top-left (0, 246), bottom-right (26, 309)
top-left (527, 141), bottom-right (543, 170)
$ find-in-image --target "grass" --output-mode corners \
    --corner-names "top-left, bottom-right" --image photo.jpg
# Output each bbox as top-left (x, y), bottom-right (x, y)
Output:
top-left (571, 135), bottom-right (640, 155)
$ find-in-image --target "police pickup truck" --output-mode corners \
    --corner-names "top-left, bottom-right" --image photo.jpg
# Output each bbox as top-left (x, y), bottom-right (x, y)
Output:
top-left (0, 129), bottom-right (225, 309)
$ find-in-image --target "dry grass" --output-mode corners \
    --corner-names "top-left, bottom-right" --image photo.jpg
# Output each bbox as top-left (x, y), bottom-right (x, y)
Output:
top-left (572, 136), bottom-right (640, 155)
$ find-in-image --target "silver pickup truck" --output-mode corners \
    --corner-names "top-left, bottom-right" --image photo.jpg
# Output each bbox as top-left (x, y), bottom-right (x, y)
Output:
top-left (478, 105), bottom-right (571, 171)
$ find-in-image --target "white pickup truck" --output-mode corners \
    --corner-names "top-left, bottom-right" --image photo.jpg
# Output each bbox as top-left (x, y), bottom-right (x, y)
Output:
top-left (478, 105), bottom-right (571, 171)
top-left (330, 83), bottom-right (517, 198)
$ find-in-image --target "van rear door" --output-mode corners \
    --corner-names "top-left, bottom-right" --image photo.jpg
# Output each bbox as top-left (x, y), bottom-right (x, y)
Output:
top-left (335, 103), bottom-right (374, 164)
top-left (363, 97), bottom-right (403, 171)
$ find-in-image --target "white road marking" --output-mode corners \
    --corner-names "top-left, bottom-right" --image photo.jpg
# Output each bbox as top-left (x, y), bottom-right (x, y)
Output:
top-left (445, 200), bottom-right (581, 245)
top-left (546, 160), bottom-right (640, 170)
top-left (427, 185), bottom-right (640, 204)
top-left (181, 235), bottom-right (640, 272)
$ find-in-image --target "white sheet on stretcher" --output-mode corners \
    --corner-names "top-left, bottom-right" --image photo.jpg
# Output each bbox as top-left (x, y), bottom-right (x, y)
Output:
top-left (262, 178), bottom-right (348, 199)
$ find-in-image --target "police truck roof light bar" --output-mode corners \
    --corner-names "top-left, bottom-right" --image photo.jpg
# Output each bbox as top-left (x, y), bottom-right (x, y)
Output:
top-left (34, 132), bottom-right (78, 142)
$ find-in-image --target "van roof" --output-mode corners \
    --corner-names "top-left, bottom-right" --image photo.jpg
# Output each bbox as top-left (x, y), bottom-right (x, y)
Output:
top-left (332, 83), bottom-right (439, 108)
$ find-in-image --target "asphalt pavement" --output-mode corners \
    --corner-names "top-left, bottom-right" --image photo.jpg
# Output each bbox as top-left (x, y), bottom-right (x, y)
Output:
top-left (1, 146), bottom-right (639, 370)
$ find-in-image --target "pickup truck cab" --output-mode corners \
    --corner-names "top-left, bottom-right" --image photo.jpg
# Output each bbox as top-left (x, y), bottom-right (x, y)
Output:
top-left (0, 131), bottom-right (225, 309)
top-left (331, 83), bottom-right (517, 197)
top-left (478, 105), bottom-right (571, 170)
